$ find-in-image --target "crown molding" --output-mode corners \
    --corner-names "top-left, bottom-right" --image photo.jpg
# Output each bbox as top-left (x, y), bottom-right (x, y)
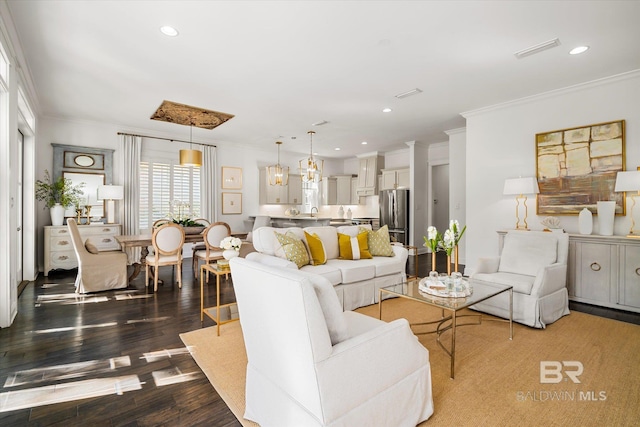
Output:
top-left (461, 69), bottom-right (640, 118)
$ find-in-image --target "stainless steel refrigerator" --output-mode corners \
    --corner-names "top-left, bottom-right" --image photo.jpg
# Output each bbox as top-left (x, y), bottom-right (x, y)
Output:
top-left (379, 189), bottom-right (409, 245)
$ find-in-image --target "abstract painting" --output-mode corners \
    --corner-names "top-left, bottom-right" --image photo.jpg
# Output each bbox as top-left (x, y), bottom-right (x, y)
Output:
top-left (536, 120), bottom-right (625, 215)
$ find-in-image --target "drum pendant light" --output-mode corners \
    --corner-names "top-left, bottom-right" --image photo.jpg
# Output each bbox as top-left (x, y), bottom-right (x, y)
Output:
top-left (180, 124), bottom-right (202, 167)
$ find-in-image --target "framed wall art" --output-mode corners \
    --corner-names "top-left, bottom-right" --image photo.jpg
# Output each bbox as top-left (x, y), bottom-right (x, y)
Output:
top-left (536, 120), bottom-right (625, 215)
top-left (221, 166), bottom-right (243, 189)
top-left (222, 192), bottom-right (242, 215)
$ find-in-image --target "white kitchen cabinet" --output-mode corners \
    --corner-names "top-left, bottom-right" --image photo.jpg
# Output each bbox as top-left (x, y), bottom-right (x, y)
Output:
top-left (356, 154), bottom-right (384, 196)
top-left (351, 177), bottom-right (361, 205)
top-left (380, 168), bottom-right (410, 190)
top-left (288, 174), bottom-right (303, 205)
top-left (321, 177), bottom-right (337, 205)
top-left (260, 167), bottom-right (288, 204)
top-left (44, 224), bottom-right (121, 276)
top-left (336, 175), bottom-right (355, 205)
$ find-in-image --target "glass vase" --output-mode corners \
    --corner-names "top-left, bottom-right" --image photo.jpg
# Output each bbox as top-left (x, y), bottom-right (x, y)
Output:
top-left (431, 251), bottom-right (436, 272)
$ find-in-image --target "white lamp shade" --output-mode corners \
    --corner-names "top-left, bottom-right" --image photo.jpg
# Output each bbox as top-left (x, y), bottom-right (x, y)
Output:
top-left (614, 171), bottom-right (640, 192)
top-left (97, 185), bottom-right (124, 200)
top-left (503, 177), bottom-right (540, 195)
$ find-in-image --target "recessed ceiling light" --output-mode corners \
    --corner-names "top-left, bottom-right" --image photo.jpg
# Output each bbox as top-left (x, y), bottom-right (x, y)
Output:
top-left (160, 26), bottom-right (179, 37)
top-left (334, 148), bottom-right (341, 151)
top-left (361, 141), bottom-right (368, 145)
top-left (382, 108), bottom-right (392, 113)
top-left (569, 46), bottom-right (589, 55)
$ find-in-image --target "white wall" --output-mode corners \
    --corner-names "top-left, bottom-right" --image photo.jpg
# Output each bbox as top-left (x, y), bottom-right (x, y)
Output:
top-left (463, 70), bottom-right (640, 274)
top-left (447, 128), bottom-right (467, 264)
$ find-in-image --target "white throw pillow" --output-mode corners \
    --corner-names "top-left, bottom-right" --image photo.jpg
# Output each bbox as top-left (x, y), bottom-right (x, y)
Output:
top-left (499, 232), bottom-right (557, 277)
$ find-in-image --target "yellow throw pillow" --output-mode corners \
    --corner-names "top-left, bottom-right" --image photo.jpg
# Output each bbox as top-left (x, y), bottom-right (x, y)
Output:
top-left (305, 231), bottom-right (327, 266)
top-left (275, 231), bottom-right (310, 268)
top-left (359, 225), bottom-right (395, 257)
top-left (337, 231), bottom-right (372, 260)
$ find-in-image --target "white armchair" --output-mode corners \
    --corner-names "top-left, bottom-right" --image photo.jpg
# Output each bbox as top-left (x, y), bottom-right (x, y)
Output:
top-left (230, 257), bottom-right (433, 427)
top-left (470, 230), bottom-right (570, 328)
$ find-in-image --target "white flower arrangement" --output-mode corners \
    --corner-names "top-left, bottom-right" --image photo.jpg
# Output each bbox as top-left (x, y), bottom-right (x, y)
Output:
top-left (423, 220), bottom-right (466, 256)
top-left (220, 236), bottom-right (243, 251)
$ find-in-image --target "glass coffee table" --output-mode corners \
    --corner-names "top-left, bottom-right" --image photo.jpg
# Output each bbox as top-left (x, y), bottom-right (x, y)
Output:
top-left (379, 278), bottom-right (513, 379)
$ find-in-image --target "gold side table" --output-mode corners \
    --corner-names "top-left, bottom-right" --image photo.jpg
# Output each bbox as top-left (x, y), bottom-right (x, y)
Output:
top-left (200, 263), bottom-right (239, 336)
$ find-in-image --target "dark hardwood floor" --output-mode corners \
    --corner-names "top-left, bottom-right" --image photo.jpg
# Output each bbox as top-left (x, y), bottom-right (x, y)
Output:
top-left (1, 252), bottom-right (638, 425)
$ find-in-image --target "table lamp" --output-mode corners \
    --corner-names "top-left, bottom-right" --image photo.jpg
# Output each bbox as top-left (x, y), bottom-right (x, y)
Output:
top-left (503, 177), bottom-right (540, 230)
top-left (97, 185), bottom-right (124, 224)
top-left (614, 170), bottom-right (640, 237)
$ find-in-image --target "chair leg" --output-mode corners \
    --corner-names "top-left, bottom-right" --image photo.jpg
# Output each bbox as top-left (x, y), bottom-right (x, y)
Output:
top-left (194, 257), bottom-right (200, 279)
top-left (154, 265), bottom-right (159, 292)
top-left (177, 262), bottom-right (182, 289)
top-left (145, 264), bottom-right (149, 288)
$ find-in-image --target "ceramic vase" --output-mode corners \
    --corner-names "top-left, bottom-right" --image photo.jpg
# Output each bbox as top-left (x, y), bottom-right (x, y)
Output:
top-left (338, 206), bottom-right (344, 219)
top-left (597, 201), bottom-right (616, 236)
top-left (50, 203), bottom-right (65, 226)
top-left (578, 208), bottom-right (593, 235)
top-left (223, 249), bottom-right (240, 260)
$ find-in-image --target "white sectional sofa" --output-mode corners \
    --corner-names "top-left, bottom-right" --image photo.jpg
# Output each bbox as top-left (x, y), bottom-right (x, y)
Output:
top-left (246, 225), bottom-right (408, 311)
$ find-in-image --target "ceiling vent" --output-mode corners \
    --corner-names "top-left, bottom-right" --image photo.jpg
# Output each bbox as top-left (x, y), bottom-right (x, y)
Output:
top-left (514, 38), bottom-right (561, 59)
top-left (394, 88), bottom-right (423, 99)
top-left (312, 120), bottom-right (329, 126)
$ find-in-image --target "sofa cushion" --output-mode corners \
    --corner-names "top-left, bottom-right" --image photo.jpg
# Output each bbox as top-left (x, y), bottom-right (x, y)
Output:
top-left (338, 231), bottom-right (372, 260)
top-left (372, 254), bottom-right (406, 277)
top-left (360, 225), bottom-right (394, 257)
top-left (274, 231), bottom-right (310, 268)
top-left (336, 224), bottom-right (371, 236)
top-left (499, 232), bottom-right (557, 277)
top-left (304, 226), bottom-right (339, 260)
top-left (298, 271), bottom-right (349, 345)
top-left (300, 263), bottom-right (343, 285)
top-left (305, 231), bottom-right (327, 266)
top-left (253, 226), bottom-right (304, 256)
top-left (327, 259), bottom-right (376, 284)
top-left (472, 272), bottom-right (536, 295)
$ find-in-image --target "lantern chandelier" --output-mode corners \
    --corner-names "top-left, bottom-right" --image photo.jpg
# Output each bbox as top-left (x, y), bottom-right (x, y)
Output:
top-left (268, 141), bottom-right (289, 186)
top-left (299, 130), bottom-right (323, 183)
top-left (179, 123), bottom-right (203, 167)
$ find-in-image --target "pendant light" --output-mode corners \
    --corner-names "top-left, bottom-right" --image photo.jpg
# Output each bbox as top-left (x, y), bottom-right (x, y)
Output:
top-left (179, 123), bottom-right (202, 167)
top-left (299, 130), bottom-right (323, 182)
top-left (268, 141), bottom-right (289, 186)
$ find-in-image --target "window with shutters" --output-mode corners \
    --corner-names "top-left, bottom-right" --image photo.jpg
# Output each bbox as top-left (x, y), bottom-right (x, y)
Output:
top-left (139, 161), bottom-right (200, 230)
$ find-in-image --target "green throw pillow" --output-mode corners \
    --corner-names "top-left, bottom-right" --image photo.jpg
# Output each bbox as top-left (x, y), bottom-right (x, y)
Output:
top-left (359, 225), bottom-right (394, 257)
top-left (275, 231), bottom-right (310, 268)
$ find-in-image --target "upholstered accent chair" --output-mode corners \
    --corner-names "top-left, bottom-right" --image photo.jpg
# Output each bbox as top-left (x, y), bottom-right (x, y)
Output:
top-left (67, 218), bottom-right (128, 293)
top-left (470, 230), bottom-right (570, 328)
top-left (145, 222), bottom-right (185, 292)
top-left (230, 257), bottom-right (434, 427)
top-left (193, 222), bottom-right (231, 279)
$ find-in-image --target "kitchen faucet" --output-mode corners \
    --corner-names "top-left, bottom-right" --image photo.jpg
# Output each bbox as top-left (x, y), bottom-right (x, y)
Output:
top-left (310, 207), bottom-right (318, 218)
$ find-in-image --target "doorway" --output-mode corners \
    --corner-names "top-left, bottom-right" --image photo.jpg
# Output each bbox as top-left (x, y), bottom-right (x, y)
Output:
top-left (432, 164), bottom-right (450, 234)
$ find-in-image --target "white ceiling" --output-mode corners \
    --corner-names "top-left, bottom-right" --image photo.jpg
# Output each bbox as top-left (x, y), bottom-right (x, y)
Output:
top-left (7, 0), bottom-right (640, 159)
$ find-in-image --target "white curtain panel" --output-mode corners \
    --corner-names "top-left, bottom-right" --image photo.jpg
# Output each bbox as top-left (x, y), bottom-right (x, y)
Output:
top-left (119, 134), bottom-right (142, 264)
top-left (201, 145), bottom-right (217, 222)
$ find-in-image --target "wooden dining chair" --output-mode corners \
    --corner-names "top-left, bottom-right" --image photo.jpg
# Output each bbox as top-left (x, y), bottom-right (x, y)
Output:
top-left (194, 222), bottom-right (231, 280)
top-left (145, 222), bottom-right (185, 292)
top-left (190, 218), bottom-right (212, 272)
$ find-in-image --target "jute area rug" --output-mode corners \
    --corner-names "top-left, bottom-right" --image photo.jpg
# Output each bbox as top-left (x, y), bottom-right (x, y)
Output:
top-left (180, 298), bottom-right (640, 426)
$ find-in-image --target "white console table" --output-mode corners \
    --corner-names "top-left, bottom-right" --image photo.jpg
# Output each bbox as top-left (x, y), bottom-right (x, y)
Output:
top-left (44, 224), bottom-right (122, 276)
top-left (498, 231), bottom-right (640, 313)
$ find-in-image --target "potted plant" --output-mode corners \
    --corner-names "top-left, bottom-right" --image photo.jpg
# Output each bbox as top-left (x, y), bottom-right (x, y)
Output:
top-left (35, 170), bottom-right (84, 226)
